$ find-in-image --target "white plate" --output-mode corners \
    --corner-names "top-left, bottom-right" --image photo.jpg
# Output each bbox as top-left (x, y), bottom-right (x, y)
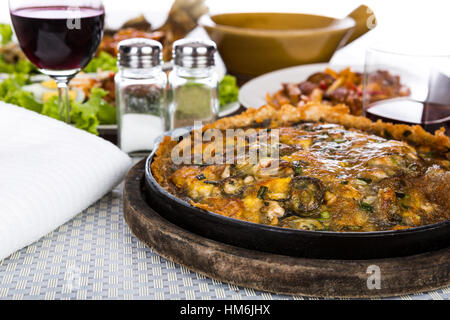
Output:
top-left (219, 101), bottom-right (240, 117)
top-left (239, 63), bottom-right (363, 109)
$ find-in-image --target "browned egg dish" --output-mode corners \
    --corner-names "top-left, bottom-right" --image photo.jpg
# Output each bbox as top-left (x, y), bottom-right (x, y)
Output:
top-left (152, 107), bottom-right (450, 232)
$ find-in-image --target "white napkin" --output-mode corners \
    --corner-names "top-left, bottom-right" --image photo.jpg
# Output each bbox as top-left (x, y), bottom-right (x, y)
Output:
top-left (0, 103), bottom-right (132, 260)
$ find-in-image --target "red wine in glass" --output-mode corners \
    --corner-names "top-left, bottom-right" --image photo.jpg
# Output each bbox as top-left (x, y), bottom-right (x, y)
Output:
top-left (366, 72), bottom-right (450, 136)
top-left (10, 6), bottom-right (105, 71)
top-left (366, 99), bottom-right (450, 136)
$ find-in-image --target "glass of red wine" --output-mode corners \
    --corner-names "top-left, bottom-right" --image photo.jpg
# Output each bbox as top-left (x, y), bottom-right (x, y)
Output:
top-left (363, 45), bottom-right (450, 135)
top-left (9, 0), bottom-right (105, 123)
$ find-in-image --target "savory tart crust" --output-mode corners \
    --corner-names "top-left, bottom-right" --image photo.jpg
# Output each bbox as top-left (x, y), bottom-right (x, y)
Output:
top-left (151, 103), bottom-right (450, 232)
top-left (203, 103), bottom-right (450, 153)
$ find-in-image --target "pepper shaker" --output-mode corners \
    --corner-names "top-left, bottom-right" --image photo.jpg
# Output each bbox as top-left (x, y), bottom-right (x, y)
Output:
top-left (115, 38), bottom-right (167, 155)
top-left (168, 39), bottom-right (219, 130)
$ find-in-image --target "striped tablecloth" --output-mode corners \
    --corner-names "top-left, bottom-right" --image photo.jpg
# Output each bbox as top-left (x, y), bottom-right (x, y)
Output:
top-left (0, 186), bottom-right (448, 300)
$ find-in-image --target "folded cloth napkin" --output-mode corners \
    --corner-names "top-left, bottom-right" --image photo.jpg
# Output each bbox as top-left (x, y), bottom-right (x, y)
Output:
top-left (0, 103), bottom-right (132, 260)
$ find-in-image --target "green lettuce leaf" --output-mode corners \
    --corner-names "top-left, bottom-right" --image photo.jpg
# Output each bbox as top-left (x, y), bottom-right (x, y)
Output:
top-left (43, 96), bottom-right (100, 135)
top-left (14, 59), bottom-right (37, 74)
top-left (0, 74), bottom-right (42, 113)
top-left (41, 96), bottom-right (61, 120)
top-left (219, 75), bottom-right (239, 107)
top-left (84, 51), bottom-right (118, 73)
top-left (43, 88), bottom-right (116, 135)
top-left (83, 87), bottom-right (117, 125)
top-left (45, 87), bottom-right (116, 135)
top-left (0, 55), bottom-right (37, 74)
top-left (43, 96), bottom-right (101, 135)
top-left (0, 24), bottom-right (13, 45)
top-left (4, 90), bottom-right (42, 113)
top-left (0, 56), bottom-right (16, 73)
top-left (97, 98), bottom-right (117, 125)
top-left (0, 73), bottom-right (117, 135)
top-left (70, 99), bottom-right (100, 135)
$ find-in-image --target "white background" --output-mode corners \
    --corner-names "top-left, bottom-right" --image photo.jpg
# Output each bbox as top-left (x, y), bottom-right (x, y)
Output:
top-left (2, 0), bottom-right (450, 65)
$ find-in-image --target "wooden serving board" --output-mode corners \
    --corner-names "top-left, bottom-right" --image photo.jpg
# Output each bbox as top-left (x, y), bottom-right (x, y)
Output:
top-left (123, 160), bottom-right (450, 299)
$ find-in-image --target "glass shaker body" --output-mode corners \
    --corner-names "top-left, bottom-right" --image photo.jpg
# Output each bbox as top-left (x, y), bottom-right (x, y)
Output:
top-left (168, 65), bottom-right (219, 130)
top-left (115, 65), bottom-right (167, 155)
top-left (167, 39), bottom-right (219, 131)
top-left (115, 38), bottom-right (166, 155)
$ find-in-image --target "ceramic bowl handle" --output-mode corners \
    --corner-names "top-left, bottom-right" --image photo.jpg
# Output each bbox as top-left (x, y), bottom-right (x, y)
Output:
top-left (344, 5), bottom-right (377, 45)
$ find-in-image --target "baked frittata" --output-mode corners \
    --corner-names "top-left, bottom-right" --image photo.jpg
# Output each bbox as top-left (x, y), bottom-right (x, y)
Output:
top-left (151, 103), bottom-right (450, 232)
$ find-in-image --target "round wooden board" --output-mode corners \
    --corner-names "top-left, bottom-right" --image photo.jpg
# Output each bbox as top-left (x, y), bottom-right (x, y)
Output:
top-left (123, 160), bottom-right (450, 299)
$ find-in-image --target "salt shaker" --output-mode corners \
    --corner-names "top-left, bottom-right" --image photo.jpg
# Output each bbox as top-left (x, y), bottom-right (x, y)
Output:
top-left (168, 39), bottom-right (219, 130)
top-left (115, 38), bottom-right (167, 155)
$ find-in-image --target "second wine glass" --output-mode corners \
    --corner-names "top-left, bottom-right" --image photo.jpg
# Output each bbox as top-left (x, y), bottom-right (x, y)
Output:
top-left (363, 45), bottom-right (450, 135)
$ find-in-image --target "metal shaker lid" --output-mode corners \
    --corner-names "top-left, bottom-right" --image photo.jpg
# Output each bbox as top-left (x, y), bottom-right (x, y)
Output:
top-left (173, 39), bottom-right (217, 68)
top-left (117, 38), bottom-right (163, 68)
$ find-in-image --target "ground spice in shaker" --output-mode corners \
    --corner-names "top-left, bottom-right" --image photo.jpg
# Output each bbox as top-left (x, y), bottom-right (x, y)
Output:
top-left (174, 83), bottom-right (214, 128)
top-left (124, 84), bottom-right (162, 115)
top-left (168, 39), bottom-right (219, 130)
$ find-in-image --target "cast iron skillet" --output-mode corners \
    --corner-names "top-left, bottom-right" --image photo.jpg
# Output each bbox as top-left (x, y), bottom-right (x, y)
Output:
top-left (144, 131), bottom-right (450, 260)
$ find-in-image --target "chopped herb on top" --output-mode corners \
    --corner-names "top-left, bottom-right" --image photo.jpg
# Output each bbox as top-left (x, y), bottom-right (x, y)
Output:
top-left (391, 156), bottom-right (399, 165)
top-left (196, 174), bottom-right (206, 181)
top-left (360, 201), bottom-right (374, 213)
top-left (395, 192), bottom-right (406, 199)
top-left (257, 186), bottom-right (269, 200)
top-left (321, 211), bottom-right (330, 220)
top-left (292, 161), bottom-right (303, 176)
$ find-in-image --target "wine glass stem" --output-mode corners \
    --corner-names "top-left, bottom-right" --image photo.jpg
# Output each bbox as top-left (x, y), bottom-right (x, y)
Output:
top-left (56, 78), bottom-right (71, 124)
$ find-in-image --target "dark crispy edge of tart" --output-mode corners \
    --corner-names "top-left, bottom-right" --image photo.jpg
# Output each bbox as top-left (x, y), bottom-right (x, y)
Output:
top-left (152, 103), bottom-right (450, 200)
